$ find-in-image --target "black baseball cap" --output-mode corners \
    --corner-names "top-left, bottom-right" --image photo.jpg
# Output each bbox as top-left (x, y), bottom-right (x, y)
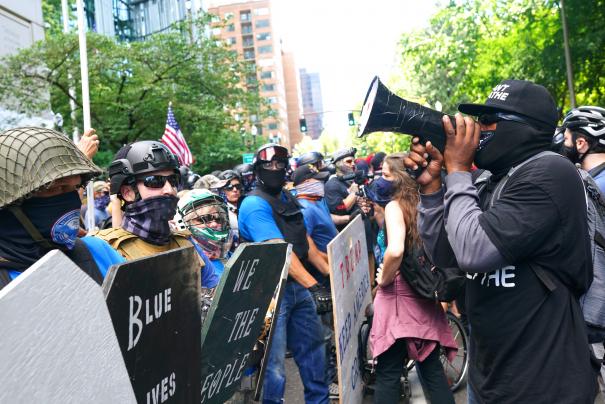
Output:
top-left (292, 164), bottom-right (330, 186)
top-left (458, 79), bottom-right (558, 131)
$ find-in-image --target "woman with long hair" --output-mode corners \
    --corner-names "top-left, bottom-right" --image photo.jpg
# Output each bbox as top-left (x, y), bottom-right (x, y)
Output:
top-left (369, 153), bottom-right (457, 403)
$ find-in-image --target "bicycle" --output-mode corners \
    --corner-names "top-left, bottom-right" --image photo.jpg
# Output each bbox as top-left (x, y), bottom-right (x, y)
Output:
top-left (358, 310), bottom-right (469, 400)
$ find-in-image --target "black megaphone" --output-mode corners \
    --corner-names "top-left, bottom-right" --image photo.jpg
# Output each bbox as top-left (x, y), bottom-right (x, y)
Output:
top-left (357, 76), bottom-right (453, 153)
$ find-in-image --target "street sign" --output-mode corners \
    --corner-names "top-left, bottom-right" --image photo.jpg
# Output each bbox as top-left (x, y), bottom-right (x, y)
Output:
top-left (327, 215), bottom-right (372, 404)
top-left (200, 242), bottom-right (290, 404)
top-left (0, 250), bottom-right (135, 403)
top-left (103, 246), bottom-right (201, 404)
top-left (242, 153), bottom-right (254, 164)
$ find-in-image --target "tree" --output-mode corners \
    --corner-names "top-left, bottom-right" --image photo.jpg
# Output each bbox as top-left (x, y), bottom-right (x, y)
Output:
top-left (0, 15), bottom-right (272, 173)
top-left (395, 0), bottom-right (605, 116)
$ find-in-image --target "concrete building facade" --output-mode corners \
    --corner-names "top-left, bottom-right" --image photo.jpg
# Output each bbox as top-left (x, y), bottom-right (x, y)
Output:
top-left (299, 68), bottom-right (323, 140)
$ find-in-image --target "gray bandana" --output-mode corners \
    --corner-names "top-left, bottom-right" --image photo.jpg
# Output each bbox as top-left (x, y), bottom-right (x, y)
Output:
top-left (122, 195), bottom-right (178, 245)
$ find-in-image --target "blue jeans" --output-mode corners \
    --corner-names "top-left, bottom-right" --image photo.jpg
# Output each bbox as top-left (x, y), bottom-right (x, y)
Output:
top-left (263, 281), bottom-right (329, 404)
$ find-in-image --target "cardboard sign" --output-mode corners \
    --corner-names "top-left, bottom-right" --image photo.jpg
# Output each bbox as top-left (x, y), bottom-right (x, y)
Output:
top-left (103, 246), bottom-right (201, 404)
top-left (0, 251), bottom-right (135, 403)
top-left (327, 215), bottom-right (372, 404)
top-left (200, 242), bottom-right (290, 404)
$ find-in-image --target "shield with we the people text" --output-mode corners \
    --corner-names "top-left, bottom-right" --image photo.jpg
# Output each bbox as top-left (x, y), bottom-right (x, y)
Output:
top-left (200, 241), bottom-right (290, 404)
top-left (103, 246), bottom-right (201, 404)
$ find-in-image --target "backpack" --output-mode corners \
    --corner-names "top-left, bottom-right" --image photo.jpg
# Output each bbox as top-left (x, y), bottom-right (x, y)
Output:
top-left (399, 243), bottom-right (465, 302)
top-left (475, 151), bottom-right (605, 330)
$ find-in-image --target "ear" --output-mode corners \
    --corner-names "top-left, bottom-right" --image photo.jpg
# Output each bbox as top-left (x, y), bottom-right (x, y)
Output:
top-left (576, 137), bottom-right (590, 154)
top-left (120, 184), bottom-right (136, 202)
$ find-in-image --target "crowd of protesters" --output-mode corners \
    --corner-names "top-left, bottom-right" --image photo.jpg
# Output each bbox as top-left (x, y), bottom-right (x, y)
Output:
top-left (1, 78), bottom-right (605, 404)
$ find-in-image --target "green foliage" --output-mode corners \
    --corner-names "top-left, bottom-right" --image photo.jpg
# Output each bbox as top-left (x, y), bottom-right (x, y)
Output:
top-left (0, 15), bottom-right (271, 174)
top-left (396, 0), bottom-right (605, 115)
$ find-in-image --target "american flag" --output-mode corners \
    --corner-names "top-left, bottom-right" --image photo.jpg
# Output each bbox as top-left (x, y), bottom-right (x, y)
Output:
top-left (162, 103), bottom-right (194, 166)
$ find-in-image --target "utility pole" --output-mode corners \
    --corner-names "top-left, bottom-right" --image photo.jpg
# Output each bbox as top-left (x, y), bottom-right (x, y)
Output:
top-left (61, 0), bottom-right (80, 143)
top-left (560, 0), bottom-right (576, 108)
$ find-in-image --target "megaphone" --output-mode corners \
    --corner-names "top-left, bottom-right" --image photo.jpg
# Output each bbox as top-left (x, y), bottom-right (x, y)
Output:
top-left (358, 76), bottom-right (453, 153)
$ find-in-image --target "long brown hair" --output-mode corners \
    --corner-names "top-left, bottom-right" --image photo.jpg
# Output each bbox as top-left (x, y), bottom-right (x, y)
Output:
top-left (384, 153), bottom-right (420, 251)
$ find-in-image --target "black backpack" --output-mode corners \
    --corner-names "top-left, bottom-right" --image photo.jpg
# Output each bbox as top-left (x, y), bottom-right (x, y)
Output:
top-left (399, 243), bottom-right (465, 302)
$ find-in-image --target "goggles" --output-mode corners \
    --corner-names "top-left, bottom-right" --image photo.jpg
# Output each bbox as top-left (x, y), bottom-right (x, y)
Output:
top-left (260, 160), bottom-right (287, 170)
top-left (137, 174), bottom-right (180, 189)
top-left (256, 145), bottom-right (289, 163)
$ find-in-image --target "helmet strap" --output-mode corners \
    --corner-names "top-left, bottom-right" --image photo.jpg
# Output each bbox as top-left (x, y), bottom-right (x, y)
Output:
top-left (8, 206), bottom-right (55, 250)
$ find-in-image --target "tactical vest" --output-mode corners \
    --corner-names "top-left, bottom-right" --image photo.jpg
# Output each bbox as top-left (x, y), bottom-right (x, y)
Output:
top-left (94, 227), bottom-right (201, 265)
top-left (249, 189), bottom-right (309, 260)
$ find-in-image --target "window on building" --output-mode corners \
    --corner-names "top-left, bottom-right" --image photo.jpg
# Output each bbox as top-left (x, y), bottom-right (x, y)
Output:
top-left (227, 23), bottom-right (235, 32)
top-left (262, 84), bottom-right (275, 92)
top-left (224, 12), bottom-right (234, 20)
top-left (256, 32), bottom-right (271, 41)
top-left (240, 10), bottom-right (251, 22)
top-left (258, 45), bottom-right (272, 54)
top-left (255, 19), bottom-right (270, 28)
top-left (267, 97), bottom-right (277, 104)
top-left (260, 71), bottom-right (273, 79)
top-left (212, 27), bottom-right (222, 36)
top-left (226, 37), bottom-right (236, 45)
top-left (246, 74), bottom-right (257, 84)
top-left (254, 7), bottom-right (269, 16)
top-left (242, 35), bottom-right (254, 47)
top-left (243, 50), bottom-right (255, 60)
top-left (268, 122), bottom-right (278, 130)
top-left (241, 23), bottom-right (252, 34)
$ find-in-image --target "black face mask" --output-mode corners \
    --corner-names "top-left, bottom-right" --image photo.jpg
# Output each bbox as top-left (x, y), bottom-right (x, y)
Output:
top-left (0, 191), bottom-right (82, 272)
top-left (257, 168), bottom-right (286, 195)
top-left (474, 121), bottom-right (552, 177)
top-left (560, 144), bottom-right (581, 164)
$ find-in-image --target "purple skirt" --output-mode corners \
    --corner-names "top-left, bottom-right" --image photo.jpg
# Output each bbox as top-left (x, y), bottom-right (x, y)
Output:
top-left (370, 275), bottom-right (458, 362)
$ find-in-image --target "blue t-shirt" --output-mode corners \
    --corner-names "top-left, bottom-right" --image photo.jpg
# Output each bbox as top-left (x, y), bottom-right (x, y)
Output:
top-left (592, 169), bottom-right (605, 194)
top-left (238, 194), bottom-right (284, 242)
top-left (190, 239), bottom-right (221, 288)
top-left (211, 259), bottom-right (225, 278)
top-left (297, 198), bottom-right (338, 253)
top-left (8, 236), bottom-right (125, 281)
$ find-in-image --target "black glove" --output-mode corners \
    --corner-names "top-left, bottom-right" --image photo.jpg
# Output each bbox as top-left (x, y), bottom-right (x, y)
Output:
top-left (308, 283), bottom-right (333, 314)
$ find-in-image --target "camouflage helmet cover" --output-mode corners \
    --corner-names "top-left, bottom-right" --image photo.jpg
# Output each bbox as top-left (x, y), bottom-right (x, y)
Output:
top-left (0, 127), bottom-right (102, 208)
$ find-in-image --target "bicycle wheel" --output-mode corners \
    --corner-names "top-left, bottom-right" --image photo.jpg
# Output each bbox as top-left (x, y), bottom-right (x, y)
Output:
top-left (441, 311), bottom-right (469, 392)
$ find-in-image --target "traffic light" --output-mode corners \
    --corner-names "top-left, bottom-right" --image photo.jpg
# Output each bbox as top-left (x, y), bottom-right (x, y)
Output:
top-left (299, 118), bottom-right (307, 133)
top-left (348, 112), bottom-right (355, 126)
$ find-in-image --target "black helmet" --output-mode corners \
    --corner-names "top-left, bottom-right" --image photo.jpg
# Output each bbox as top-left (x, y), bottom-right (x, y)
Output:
top-left (218, 169), bottom-right (241, 182)
top-left (562, 106), bottom-right (605, 140)
top-left (233, 163), bottom-right (254, 176)
top-left (109, 141), bottom-right (180, 195)
top-left (297, 151), bottom-right (324, 167)
top-left (253, 143), bottom-right (289, 169)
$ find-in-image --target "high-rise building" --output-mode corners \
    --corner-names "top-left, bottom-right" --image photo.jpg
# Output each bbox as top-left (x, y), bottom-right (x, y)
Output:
top-left (207, 0), bottom-right (295, 149)
top-left (299, 68), bottom-right (323, 139)
top-left (281, 49), bottom-right (303, 148)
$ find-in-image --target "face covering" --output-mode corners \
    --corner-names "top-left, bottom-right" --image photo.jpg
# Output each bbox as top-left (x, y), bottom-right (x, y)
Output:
top-left (336, 160), bottom-right (354, 175)
top-left (474, 120), bottom-right (552, 178)
top-left (295, 180), bottom-right (325, 200)
top-left (94, 193), bottom-right (110, 211)
top-left (257, 169), bottom-right (286, 195)
top-left (370, 177), bottom-right (394, 207)
top-left (121, 195), bottom-right (178, 245)
top-left (0, 191), bottom-right (82, 271)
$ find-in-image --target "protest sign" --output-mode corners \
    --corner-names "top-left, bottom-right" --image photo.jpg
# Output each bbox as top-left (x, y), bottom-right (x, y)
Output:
top-left (0, 250), bottom-right (135, 403)
top-left (327, 215), bottom-right (372, 404)
top-left (200, 241), bottom-right (290, 404)
top-left (104, 246), bottom-right (200, 404)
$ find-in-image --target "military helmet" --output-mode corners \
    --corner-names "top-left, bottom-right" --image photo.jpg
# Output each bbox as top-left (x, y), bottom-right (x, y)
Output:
top-left (0, 127), bottom-right (102, 208)
top-left (109, 140), bottom-right (180, 195)
top-left (297, 151), bottom-right (324, 167)
top-left (218, 169), bottom-right (241, 182)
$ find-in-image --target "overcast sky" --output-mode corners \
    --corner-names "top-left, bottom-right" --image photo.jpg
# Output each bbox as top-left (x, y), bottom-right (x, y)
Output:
top-left (271, 0), bottom-right (437, 132)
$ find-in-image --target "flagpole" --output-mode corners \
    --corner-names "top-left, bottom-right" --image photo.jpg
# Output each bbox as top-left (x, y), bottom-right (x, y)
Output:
top-left (76, 0), bottom-right (95, 232)
top-left (61, 0), bottom-right (79, 143)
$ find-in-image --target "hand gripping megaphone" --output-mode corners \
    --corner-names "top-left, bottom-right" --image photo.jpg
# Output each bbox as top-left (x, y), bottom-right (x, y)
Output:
top-left (357, 76), bottom-right (453, 153)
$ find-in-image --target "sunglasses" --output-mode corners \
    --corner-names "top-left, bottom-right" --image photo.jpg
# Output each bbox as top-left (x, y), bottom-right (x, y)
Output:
top-left (224, 183), bottom-right (242, 191)
top-left (137, 174), bottom-right (180, 189)
top-left (260, 160), bottom-right (287, 170)
top-left (192, 212), bottom-right (227, 227)
top-left (478, 112), bottom-right (534, 126)
top-left (343, 158), bottom-right (355, 164)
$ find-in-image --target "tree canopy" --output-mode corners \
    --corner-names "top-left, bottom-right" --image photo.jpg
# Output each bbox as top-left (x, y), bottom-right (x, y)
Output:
top-left (0, 15), bottom-right (271, 172)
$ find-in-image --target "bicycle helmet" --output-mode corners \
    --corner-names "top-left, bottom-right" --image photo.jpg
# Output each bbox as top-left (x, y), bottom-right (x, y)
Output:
top-left (562, 106), bottom-right (605, 142)
top-left (109, 141), bottom-right (180, 196)
top-left (233, 163), bottom-right (255, 192)
top-left (176, 189), bottom-right (232, 259)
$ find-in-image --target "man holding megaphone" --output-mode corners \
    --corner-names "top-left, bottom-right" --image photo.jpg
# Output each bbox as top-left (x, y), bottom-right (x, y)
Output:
top-left (359, 78), bottom-right (598, 403)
